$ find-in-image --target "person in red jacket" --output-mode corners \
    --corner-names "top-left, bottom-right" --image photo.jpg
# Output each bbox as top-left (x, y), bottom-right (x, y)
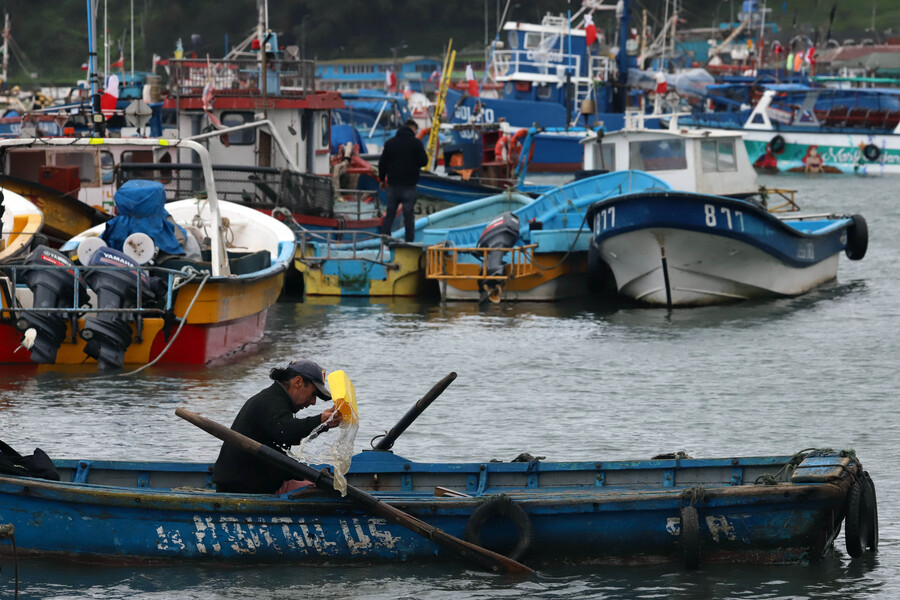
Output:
top-left (378, 119), bottom-right (428, 242)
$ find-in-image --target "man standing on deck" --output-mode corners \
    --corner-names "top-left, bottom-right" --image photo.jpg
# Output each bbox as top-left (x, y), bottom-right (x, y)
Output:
top-left (378, 119), bottom-right (428, 243)
top-left (213, 359), bottom-right (342, 495)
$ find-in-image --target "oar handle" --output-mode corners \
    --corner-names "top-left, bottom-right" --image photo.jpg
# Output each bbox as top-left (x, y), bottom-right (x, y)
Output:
top-left (373, 372), bottom-right (457, 451)
top-left (175, 406), bottom-right (533, 575)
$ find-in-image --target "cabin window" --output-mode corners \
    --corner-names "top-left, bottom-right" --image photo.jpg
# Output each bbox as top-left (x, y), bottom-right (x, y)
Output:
top-left (700, 140), bottom-right (737, 172)
top-left (320, 113), bottom-right (330, 149)
top-left (537, 84), bottom-right (552, 99)
top-left (505, 82), bottom-right (514, 96)
top-left (629, 139), bottom-right (687, 171)
top-left (121, 150), bottom-right (173, 184)
top-left (508, 31), bottom-right (519, 50)
top-left (523, 33), bottom-right (542, 50)
top-left (55, 152), bottom-right (98, 186)
top-left (100, 151), bottom-right (115, 184)
top-left (220, 112), bottom-right (256, 145)
top-left (599, 143), bottom-right (616, 170)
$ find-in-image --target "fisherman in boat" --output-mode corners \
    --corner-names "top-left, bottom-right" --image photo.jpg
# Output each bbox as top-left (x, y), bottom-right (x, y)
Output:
top-left (213, 359), bottom-right (343, 495)
top-left (378, 119), bottom-right (428, 242)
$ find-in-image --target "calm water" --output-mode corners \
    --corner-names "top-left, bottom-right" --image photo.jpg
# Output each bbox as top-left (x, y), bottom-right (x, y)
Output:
top-left (0, 173), bottom-right (897, 599)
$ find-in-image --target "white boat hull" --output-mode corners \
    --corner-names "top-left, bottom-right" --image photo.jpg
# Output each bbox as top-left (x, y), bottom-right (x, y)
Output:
top-left (600, 228), bottom-right (841, 306)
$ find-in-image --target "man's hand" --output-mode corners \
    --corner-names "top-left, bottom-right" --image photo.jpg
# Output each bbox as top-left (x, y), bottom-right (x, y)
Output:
top-left (320, 407), bottom-right (343, 429)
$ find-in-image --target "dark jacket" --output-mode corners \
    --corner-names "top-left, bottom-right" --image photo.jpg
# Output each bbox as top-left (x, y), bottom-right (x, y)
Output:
top-left (378, 126), bottom-right (428, 186)
top-left (213, 382), bottom-right (322, 494)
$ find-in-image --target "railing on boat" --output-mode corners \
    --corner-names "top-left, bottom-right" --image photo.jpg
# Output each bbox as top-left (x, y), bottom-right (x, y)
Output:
top-left (0, 263), bottom-right (202, 343)
top-left (759, 188), bottom-right (800, 213)
top-left (425, 244), bottom-right (539, 282)
top-left (168, 58), bottom-right (316, 97)
top-left (295, 230), bottom-right (397, 269)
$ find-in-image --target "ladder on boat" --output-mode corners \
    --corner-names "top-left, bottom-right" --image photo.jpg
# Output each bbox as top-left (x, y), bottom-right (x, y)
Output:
top-left (425, 40), bottom-right (456, 172)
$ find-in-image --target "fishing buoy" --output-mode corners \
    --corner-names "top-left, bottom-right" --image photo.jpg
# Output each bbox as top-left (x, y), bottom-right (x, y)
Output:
top-left (123, 233), bottom-right (157, 265)
top-left (74, 237), bottom-right (107, 266)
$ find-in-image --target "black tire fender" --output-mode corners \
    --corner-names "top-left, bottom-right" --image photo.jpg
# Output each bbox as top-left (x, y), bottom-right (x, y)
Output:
top-left (464, 495), bottom-right (533, 562)
top-left (845, 473), bottom-right (878, 557)
top-left (770, 135), bottom-right (786, 154)
top-left (863, 143), bottom-right (881, 162)
top-left (845, 214), bottom-right (868, 261)
top-left (680, 505), bottom-right (701, 569)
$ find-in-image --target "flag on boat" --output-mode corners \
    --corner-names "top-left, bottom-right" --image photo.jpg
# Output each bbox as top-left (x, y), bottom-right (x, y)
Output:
top-left (466, 64), bottom-right (479, 97)
top-left (584, 14), bottom-right (597, 46)
top-left (804, 47), bottom-right (816, 65)
top-left (385, 68), bottom-right (397, 92)
top-left (111, 43), bottom-right (124, 69)
top-left (428, 69), bottom-right (440, 83)
top-left (100, 74), bottom-right (119, 118)
top-left (201, 83), bottom-right (224, 130)
top-left (654, 71), bottom-right (667, 94)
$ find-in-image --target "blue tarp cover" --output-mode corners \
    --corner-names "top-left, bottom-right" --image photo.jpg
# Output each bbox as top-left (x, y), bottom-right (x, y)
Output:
top-left (101, 180), bottom-right (186, 255)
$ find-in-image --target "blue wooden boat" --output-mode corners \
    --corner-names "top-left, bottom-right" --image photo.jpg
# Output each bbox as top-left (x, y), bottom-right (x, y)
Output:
top-left (424, 170), bottom-right (671, 301)
top-left (0, 448), bottom-right (877, 566)
top-left (585, 191), bottom-right (868, 307)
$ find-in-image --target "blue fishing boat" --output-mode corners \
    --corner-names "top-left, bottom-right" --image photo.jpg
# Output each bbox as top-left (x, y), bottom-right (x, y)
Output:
top-left (295, 190), bottom-right (534, 296)
top-left (585, 191), bottom-right (868, 307)
top-left (445, 1), bottom-right (655, 175)
top-left (425, 170), bottom-right (671, 301)
top-left (0, 446), bottom-right (877, 567)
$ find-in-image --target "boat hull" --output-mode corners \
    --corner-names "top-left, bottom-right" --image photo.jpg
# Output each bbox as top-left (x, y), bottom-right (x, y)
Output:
top-left (742, 131), bottom-right (900, 175)
top-left (438, 252), bottom-right (587, 302)
top-left (588, 192), bottom-right (854, 306)
top-left (0, 271), bottom-right (284, 365)
top-left (0, 450), bottom-right (861, 566)
top-left (297, 246), bottom-right (423, 297)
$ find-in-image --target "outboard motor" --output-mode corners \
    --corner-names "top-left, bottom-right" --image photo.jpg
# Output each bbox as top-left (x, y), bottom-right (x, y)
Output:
top-left (476, 212), bottom-right (520, 303)
top-left (80, 247), bottom-right (155, 370)
top-left (16, 245), bottom-right (88, 364)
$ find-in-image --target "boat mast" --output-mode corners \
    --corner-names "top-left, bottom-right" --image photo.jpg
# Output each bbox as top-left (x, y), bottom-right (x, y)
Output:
top-left (2, 13), bottom-right (9, 85)
top-left (614, 0), bottom-right (630, 112)
top-left (86, 0), bottom-right (103, 135)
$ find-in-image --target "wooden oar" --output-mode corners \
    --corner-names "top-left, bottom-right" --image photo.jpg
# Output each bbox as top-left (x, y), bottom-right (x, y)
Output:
top-left (373, 371), bottom-right (457, 451)
top-left (175, 407), bottom-right (533, 575)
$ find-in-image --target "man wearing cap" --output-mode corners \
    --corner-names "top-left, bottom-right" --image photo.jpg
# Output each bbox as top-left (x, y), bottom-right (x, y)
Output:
top-left (213, 359), bottom-right (342, 494)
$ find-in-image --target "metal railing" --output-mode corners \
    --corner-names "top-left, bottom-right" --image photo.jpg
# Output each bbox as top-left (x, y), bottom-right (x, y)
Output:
top-left (295, 230), bottom-right (396, 269)
top-left (168, 58), bottom-right (316, 97)
top-left (425, 244), bottom-right (539, 281)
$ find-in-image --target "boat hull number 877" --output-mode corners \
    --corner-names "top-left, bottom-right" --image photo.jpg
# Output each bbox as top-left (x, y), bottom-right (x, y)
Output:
top-left (704, 204), bottom-right (745, 232)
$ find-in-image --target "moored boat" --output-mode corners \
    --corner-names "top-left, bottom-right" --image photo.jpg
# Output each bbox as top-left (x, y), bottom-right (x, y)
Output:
top-left (0, 446), bottom-right (877, 567)
top-left (0, 137), bottom-right (295, 369)
top-left (0, 188), bottom-right (43, 263)
top-left (585, 191), bottom-right (868, 307)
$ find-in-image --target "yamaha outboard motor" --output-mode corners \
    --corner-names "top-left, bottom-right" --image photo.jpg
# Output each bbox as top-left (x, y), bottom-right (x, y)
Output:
top-left (476, 212), bottom-right (520, 303)
top-left (81, 247), bottom-right (155, 370)
top-left (16, 245), bottom-right (88, 364)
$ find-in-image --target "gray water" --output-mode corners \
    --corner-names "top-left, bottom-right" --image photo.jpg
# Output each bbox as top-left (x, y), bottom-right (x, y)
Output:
top-left (0, 173), bottom-right (897, 599)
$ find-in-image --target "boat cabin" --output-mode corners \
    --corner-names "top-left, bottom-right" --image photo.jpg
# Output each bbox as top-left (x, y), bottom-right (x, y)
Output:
top-left (581, 113), bottom-right (758, 196)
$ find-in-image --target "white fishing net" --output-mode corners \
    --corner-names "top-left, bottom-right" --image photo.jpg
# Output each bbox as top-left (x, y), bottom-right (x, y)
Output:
top-left (288, 398), bottom-right (359, 497)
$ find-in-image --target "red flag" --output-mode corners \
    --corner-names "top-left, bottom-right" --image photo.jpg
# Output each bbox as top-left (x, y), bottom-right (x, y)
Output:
top-left (654, 71), bottom-right (667, 94)
top-left (466, 64), bottom-right (479, 97)
top-left (584, 14), bottom-right (597, 46)
top-left (805, 47), bottom-right (816, 65)
top-left (100, 74), bottom-right (119, 118)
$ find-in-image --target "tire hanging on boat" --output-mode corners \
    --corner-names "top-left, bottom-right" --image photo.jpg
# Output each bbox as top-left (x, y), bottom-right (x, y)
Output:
top-left (845, 214), bottom-right (868, 261)
top-left (844, 472), bottom-right (878, 557)
top-left (862, 143), bottom-right (881, 162)
top-left (464, 495), bottom-right (533, 561)
top-left (769, 135), bottom-right (786, 154)
top-left (680, 505), bottom-right (701, 569)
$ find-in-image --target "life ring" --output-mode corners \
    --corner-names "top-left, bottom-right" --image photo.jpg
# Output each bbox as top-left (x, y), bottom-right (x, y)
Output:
top-left (845, 214), bottom-right (868, 261)
top-left (845, 472), bottom-right (878, 557)
top-left (680, 505), bottom-right (701, 569)
top-left (862, 143), bottom-right (881, 162)
top-left (510, 128), bottom-right (535, 165)
top-left (769, 135), bottom-right (786, 155)
top-left (464, 495), bottom-right (533, 561)
top-left (494, 134), bottom-right (512, 162)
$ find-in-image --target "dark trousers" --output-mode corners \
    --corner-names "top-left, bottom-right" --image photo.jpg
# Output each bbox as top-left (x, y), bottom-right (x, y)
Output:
top-left (381, 184), bottom-right (417, 242)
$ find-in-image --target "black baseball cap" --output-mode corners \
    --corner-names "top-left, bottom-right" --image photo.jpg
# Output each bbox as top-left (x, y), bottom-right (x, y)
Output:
top-left (286, 359), bottom-right (332, 400)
